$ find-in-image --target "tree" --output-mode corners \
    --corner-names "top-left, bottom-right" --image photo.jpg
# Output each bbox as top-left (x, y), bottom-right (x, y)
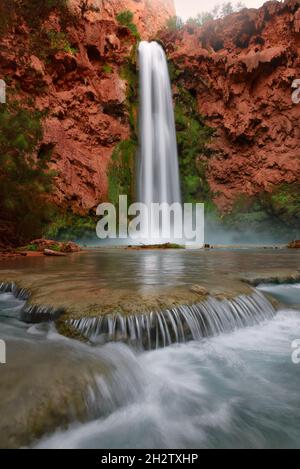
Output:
top-left (166, 15), bottom-right (184, 31)
top-left (186, 2), bottom-right (246, 26)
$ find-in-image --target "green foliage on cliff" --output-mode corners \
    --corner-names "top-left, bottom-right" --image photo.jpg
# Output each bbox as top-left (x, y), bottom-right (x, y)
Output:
top-left (260, 183), bottom-right (300, 227)
top-left (0, 100), bottom-right (54, 245)
top-left (107, 45), bottom-right (139, 206)
top-left (121, 59), bottom-right (139, 133)
top-left (44, 212), bottom-right (96, 241)
top-left (108, 140), bottom-right (136, 206)
top-left (47, 30), bottom-right (77, 55)
top-left (173, 83), bottom-right (214, 204)
top-left (116, 10), bottom-right (140, 40)
top-left (222, 184), bottom-right (300, 239)
top-left (102, 64), bottom-right (113, 74)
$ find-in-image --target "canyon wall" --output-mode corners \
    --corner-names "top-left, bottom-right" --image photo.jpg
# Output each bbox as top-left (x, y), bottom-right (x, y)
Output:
top-left (160, 0), bottom-right (300, 214)
top-left (69, 0), bottom-right (175, 39)
top-left (0, 0), bottom-right (174, 219)
top-left (1, 0), bottom-right (299, 243)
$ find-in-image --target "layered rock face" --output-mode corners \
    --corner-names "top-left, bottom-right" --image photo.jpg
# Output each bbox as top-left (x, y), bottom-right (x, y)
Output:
top-left (161, 0), bottom-right (300, 212)
top-left (69, 0), bottom-right (175, 39)
top-left (0, 0), bottom-right (174, 216)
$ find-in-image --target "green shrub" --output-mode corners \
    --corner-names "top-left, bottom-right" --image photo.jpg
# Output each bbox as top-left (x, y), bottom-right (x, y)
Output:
top-left (47, 30), bottom-right (77, 54)
top-left (44, 212), bottom-right (97, 241)
top-left (24, 243), bottom-right (39, 252)
top-left (116, 10), bottom-right (140, 39)
top-left (102, 64), bottom-right (113, 74)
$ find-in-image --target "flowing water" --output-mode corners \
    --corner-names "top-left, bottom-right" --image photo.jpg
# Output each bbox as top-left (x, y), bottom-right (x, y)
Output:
top-left (68, 291), bottom-right (276, 348)
top-left (1, 272), bottom-right (300, 448)
top-left (138, 41), bottom-right (181, 241)
top-left (36, 304), bottom-right (300, 449)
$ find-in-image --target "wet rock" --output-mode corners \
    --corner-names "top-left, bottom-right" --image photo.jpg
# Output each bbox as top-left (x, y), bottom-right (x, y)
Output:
top-left (0, 340), bottom-right (109, 448)
top-left (43, 249), bottom-right (67, 257)
top-left (288, 240), bottom-right (300, 249)
top-left (127, 243), bottom-right (184, 250)
top-left (28, 239), bottom-right (81, 253)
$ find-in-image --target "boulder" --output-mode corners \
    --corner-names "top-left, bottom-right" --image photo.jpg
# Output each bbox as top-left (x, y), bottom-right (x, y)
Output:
top-left (287, 240), bottom-right (300, 249)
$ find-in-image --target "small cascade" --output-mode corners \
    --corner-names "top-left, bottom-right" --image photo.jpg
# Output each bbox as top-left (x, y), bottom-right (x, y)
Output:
top-left (67, 291), bottom-right (276, 350)
top-left (0, 281), bottom-right (30, 300)
top-left (20, 304), bottom-right (64, 323)
top-left (0, 282), bottom-right (63, 323)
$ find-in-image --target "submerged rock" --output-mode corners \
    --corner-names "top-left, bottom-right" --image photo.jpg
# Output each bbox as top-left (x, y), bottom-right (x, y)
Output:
top-left (127, 243), bottom-right (184, 250)
top-left (190, 285), bottom-right (209, 296)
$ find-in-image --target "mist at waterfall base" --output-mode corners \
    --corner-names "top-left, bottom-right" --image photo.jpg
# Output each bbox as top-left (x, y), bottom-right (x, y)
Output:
top-left (204, 208), bottom-right (300, 245)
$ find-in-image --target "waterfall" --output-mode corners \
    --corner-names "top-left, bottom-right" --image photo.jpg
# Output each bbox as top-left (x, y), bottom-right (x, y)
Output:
top-left (138, 41), bottom-right (181, 240)
top-left (67, 291), bottom-right (276, 350)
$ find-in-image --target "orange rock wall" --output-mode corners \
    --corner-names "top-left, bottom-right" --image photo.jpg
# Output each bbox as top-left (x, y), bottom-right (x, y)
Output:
top-left (161, 0), bottom-right (300, 211)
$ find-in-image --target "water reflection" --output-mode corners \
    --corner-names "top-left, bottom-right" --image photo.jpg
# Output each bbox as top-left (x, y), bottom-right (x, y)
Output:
top-left (1, 249), bottom-right (300, 295)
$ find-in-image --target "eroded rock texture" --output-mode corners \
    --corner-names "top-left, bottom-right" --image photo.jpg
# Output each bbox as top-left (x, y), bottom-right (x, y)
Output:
top-left (161, 0), bottom-right (300, 212)
top-left (69, 0), bottom-right (175, 39)
top-left (0, 0), bottom-right (174, 216)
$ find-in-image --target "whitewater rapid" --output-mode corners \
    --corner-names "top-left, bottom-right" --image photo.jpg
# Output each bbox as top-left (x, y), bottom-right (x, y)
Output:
top-left (36, 307), bottom-right (300, 449)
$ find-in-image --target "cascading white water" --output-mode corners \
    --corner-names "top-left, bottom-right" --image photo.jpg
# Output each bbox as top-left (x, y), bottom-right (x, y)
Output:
top-left (138, 41), bottom-right (181, 239)
top-left (67, 291), bottom-right (276, 350)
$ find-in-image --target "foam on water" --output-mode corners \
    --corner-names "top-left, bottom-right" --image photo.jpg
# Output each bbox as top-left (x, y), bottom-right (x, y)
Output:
top-left (35, 308), bottom-right (300, 449)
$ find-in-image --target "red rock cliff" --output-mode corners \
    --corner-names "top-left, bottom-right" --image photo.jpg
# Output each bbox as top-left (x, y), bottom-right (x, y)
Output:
top-left (161, 0), bottom-right (300, 212)
top-left (0, 0), bottom-right (174, 216)
top-left (69, 0), bottom-right (175, 39)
